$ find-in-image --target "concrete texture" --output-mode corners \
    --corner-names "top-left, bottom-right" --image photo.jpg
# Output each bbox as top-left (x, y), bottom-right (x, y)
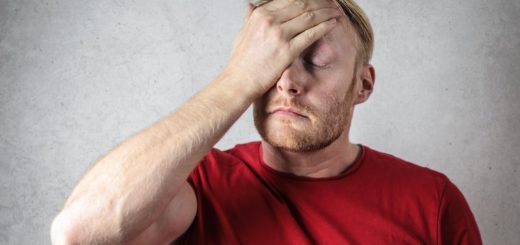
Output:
top-left (0, 0), bottom-right (518, 244)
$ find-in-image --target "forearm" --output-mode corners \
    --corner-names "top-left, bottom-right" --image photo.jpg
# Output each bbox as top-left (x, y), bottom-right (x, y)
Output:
top-left (53, 71), bottom-right (256, 244)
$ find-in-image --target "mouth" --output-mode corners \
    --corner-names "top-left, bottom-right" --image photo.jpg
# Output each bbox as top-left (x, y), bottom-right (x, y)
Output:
top-left (270, 107), bottom-right (308, 118)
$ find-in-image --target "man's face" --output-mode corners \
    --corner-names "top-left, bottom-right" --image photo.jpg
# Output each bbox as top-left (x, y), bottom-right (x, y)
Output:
top-left (253, 16), bottom-right (360, 152)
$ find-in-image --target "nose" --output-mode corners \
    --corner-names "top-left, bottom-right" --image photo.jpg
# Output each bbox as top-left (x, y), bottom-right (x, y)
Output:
top-left (276, 60), bottom-right (307, 97)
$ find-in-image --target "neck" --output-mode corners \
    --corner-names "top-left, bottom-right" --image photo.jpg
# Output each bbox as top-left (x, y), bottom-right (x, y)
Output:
top-left (261, 130), bottom-right (360, 178)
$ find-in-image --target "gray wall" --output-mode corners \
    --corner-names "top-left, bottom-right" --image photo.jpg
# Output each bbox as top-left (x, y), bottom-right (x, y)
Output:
top-left (1, 0), bottom-right (518, 244)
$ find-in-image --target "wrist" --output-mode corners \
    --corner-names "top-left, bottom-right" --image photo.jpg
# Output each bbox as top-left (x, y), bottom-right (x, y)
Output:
top-left (215, 67), bottom-right (265, 103)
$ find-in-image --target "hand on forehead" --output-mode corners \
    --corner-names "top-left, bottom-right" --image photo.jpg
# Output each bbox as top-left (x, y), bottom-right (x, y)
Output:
top-left (253, 0), bottom-right (341, 12)
top-left (249, 0), bottom-right (353, 62)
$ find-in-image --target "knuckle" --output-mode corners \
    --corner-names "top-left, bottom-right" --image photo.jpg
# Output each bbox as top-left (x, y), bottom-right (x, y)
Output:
top-left (290, 0), bottom-right (307, 10)
top-left (297, 0), bottom-right (308, 9)
top-left (305, 30), bottom-right (316, 41)
top-left (304, 11), bottom-right (315, 20)
top-left (262, 14), bottom-right (275, 26)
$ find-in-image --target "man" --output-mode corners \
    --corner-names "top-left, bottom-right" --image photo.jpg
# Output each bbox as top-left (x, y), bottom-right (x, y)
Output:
top-left (51, 0), bottom-right (482, 244)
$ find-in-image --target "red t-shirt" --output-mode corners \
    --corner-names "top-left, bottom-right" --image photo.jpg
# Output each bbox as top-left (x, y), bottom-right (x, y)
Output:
top-left (177, 142), bottom-right (482, 244)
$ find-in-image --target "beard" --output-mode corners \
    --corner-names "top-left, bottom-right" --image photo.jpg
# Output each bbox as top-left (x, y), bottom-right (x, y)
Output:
top-left (253, 76), bottom-right (356, 152)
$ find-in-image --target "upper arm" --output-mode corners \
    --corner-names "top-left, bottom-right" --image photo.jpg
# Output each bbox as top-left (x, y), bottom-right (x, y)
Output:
top-left (129, 182), bottom-right (197, 245)
top-left (437, 180), bottom-right (482, 245)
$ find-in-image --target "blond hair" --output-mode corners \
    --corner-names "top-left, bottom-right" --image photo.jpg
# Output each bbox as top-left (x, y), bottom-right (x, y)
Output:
top-left (335, 0), bottom-right (374, 65)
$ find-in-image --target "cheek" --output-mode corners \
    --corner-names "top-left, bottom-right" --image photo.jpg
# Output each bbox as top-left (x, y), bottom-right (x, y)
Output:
top-left (308, 83), bottom-right (353, 116)
top-left (253, 96), bottom-right (268, 117)
top-left (305, 93), bottom-right (338, 118)
top-left (255, 88), bottom-right (276, 107)
top-left (313, 75), bottom-right (351, 99)
top-left (262, 86), bottom-right (278, 101)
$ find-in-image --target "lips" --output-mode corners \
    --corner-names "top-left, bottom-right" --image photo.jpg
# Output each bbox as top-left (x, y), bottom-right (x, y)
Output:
top-left (271, 106), bottom-right (307, 118)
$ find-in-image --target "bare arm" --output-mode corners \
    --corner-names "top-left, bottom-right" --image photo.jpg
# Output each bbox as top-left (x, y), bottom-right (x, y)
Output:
top-left (51, 1), bottom-right (341, 244)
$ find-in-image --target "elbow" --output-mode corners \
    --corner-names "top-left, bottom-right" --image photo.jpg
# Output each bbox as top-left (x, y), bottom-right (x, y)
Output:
top-left (51, 210), bottom-right (123, 245)
top-left (51, 213), bottom-right (79, 245)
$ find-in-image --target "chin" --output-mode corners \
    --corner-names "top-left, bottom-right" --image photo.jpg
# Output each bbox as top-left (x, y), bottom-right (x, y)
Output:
top-left (256, 117), bottom-right (341, 153)
top-left (253, 95), bottom-right (351, 152)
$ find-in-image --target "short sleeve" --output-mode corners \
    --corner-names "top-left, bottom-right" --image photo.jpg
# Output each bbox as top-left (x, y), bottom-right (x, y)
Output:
top-left (437, 180), bottom-right (482, 244)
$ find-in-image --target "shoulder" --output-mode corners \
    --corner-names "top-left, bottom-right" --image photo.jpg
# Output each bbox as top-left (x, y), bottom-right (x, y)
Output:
top-left (192, 141), bottom-right (261, 176)
top-left (363, 145), bottom-right (448, 181)
top-left (360, 146), bottom-right (482, 243)
top-left (361, 145), bottom-right (450, 196)
top-left (203, 141), bottom-right (261, 164)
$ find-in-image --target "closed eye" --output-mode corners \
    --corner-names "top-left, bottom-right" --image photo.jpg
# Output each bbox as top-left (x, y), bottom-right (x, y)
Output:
top-left (303, 57), bottom-right (330, 70)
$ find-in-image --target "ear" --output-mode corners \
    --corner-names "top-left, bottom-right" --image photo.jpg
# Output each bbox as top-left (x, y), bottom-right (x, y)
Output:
top-left (353, 64), bottom-right (375, 105)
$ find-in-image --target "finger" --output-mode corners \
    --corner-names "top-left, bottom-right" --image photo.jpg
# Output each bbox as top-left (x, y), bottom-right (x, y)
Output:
top-left (260, 0), bottom-right (322, 15)
top-left (271, 0), bottom-right (338, 23)
top-left (289, 18), bottom-right (338, 55)
top-left (260, 0), bottom-right (292, 11)
top-left (330, 0), bottom-right (348, 17)
top-left (282, 7), bottom-right (341, 39)
top-left (267, 0), bottom-right (334, 12)
top-left (250, 0), bottom-right (271, 7)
